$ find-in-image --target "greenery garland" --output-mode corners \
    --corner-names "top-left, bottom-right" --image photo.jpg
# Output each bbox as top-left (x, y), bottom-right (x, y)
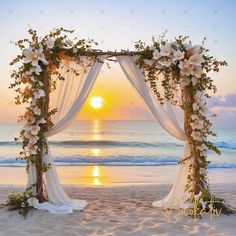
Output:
top-left (9, 28), bottom-right (98, 211)
top-left (8, 28), bottom-right (234, 217)
top-left (134, 34), bottom-right (234, 215)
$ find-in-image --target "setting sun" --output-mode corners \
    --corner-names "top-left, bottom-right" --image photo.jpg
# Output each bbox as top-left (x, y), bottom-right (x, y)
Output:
top-left (90, 97), bottom-right (104, 109)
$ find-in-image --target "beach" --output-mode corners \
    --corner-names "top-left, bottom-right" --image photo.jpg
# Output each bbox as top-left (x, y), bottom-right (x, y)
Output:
top-left (0, 166), bottom-right (236, 236)
top-left (0, 182), bottom-right (236, 236)
top-left (0, 121), bottom-right (236, 235)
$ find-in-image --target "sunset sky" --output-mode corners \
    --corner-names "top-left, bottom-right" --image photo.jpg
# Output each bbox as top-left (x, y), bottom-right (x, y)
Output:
top-left (0, 0), bottom-right (236, 126)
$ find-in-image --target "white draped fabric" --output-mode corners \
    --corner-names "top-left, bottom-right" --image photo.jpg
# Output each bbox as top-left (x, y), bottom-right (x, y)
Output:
top-left (117, 56), bottom-right (191, 208)
top-left (27, 56), bottom-right (106, 213)
top-left (27, 54), bottom-right (192, 213)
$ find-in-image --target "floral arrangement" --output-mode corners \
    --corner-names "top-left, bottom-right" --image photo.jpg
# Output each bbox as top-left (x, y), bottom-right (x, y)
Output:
top-left (7, 185), bottom-right (36, 217)
top-left (135, 34), bottom-right (234, 215)
top-left (9, 28), bottom-right (234, 217)
top-left (9, 28), bottom-right (98, 206)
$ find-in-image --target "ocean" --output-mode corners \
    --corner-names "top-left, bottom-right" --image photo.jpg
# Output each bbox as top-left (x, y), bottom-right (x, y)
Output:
top-left (0, 120), bottom-right (235, 168)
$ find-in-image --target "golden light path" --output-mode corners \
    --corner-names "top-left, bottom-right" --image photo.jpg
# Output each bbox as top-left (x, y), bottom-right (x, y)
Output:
top-left (92, 166), bottom-right (101, 185)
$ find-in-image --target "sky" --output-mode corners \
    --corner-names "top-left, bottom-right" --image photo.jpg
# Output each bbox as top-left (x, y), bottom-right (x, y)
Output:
top-left (0, 0), bottom-right (236, 127)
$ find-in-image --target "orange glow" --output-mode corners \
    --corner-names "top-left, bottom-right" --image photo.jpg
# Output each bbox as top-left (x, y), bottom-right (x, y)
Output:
top-left (76, 63), bottom-right (151, 121)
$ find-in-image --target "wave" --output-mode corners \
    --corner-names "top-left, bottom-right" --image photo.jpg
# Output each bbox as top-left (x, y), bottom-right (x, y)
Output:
top-left (1, 140), bottom-right (236, 149)
top-left (0, 155), bottom-right (236, 168)
top-left (213, 141), bottom-right (236, 149)
top-left (0, 140), bottom-right (182, 148)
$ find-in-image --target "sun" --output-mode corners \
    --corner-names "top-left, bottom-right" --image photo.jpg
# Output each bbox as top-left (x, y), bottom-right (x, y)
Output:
top-left (90, 96), bottom-right (104, 109)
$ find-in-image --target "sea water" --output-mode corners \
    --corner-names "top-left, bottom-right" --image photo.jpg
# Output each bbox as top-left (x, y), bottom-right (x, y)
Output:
top-left (0, 120), bottom-right (235, 168)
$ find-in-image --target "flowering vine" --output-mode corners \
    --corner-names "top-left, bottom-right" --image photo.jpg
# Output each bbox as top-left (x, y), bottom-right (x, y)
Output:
top-left (9, 28), bottom-right (98, 204)
top-left (9, 28), bottom-right (234, 217)
top-left (135, 34), bottom-right (234, 215)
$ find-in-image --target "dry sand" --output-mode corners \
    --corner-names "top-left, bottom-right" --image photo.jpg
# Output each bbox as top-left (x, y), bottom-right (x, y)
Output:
top-left (0, 183), bottom-right (235, 236)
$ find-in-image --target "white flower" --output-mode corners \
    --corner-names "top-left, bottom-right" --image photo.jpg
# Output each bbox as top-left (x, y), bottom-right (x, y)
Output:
top-left (45, 37), bottom-right (55, 49)
top-left (31, 98), bottom-right (37, 106)
top-left (30, 125), bottom-right (40, 135)
top-left (195, 91), bottom-right (203, 100)
top-left (150, 46), bottom-right (156, 51)
top-left (173, 50), bottom-right (185, 61)
top-left (153, 50), bottom-right (161, 60)
top-left (200, 150), bottom-right (207, 157)
top-left (24, 131), bottom-right (32, 139)
top-left (160, 44), bottom-right (171, 56)
top-left (199, 106), bottom-right (208, 116)
top-left (179, 60), bottom-right (194, 76)
top-left (37, 118), bottom-right (47, 125)
top-left (144, 59), bottom-right (155, 66)
top-left (192, 103), bottom-right (199, 111)
top-left (180, 77), bottom-right (190, 87)
top-left (72, 47), bottom-right (78, 53)
top-left (191, 131), bottom-right (202, 141)
top-left (193, 66), bottom-right (202, 78)
top-left (34, 66), bottom-right (42, 75)
top-left (34, 89), bottom-right (45, 100)
top-left (23, 123), bottom-right (31, 131)
top-left (33, 106), bottom-right (41, 115)
top-left (29, 135), bottom-right (39, 144)
top-left (23, 47), bottom-right (38, 66)
top-left (190, 119), bottom-right (204, 130)
top-left (65, 39), bottom-right (73, 46)
top-left (197, 143), bottom-right (208, 152)
top-left (179, 59), bottom-right (190, 69)
top-left (26, 144), bottom-right (38, 155)
top-left (191, 77), bottom-right (197, 86)
top-left (23, 46), bottom-right (48, 66)
top-left (191, 114), bottom-right (199, 120)
top-left (180, 66), bottom-right (194, 76)
top-left (27, 197), bottom-right (37, 207)
top-left (159, 58), bottom-right (172, 67)
top-left (208, 204), bottom-right (213, 210)
top-left (189, 54), bottom-right (205, 66)
top-left (27, 116), bottom-right (35, 124)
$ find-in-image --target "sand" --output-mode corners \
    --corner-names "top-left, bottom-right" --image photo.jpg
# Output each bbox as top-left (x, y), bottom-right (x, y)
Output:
top-left (0, 183), bottom-right (236, 236)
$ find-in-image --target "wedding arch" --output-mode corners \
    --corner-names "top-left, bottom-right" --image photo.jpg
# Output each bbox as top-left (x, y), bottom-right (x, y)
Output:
top-left (9, 28), bottom-right (233, 216)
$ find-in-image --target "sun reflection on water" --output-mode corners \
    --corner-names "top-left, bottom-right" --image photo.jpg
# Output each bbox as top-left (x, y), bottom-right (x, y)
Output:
top-left (91, 148), bottom-right (100, 156)
top-left (92, 165), bottom-right (101, 185)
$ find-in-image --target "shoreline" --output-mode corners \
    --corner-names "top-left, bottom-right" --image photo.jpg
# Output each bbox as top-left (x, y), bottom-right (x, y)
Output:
top-left (0, 183), bottom-right (236, 236)
top-left (1, 165), bottom-right (236, 186)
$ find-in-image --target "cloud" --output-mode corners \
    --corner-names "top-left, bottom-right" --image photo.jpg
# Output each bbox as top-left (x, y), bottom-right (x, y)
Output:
top-left (208, 93), bottom-right (236, 128)
top-left (208, 93), bottom-right (236, 108)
